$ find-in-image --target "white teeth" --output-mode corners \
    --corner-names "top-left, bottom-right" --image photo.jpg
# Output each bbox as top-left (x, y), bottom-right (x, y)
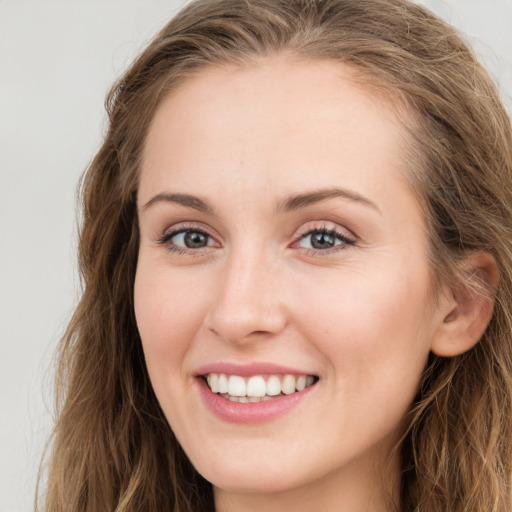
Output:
top-left (281, 374), bottom-right (296, 395)
top-left (228, 375), bottom-right (246, 397)
top-left (246, 375), bottom-right (266, 397)
top-left (205, 372), bottom-right (317, 399)
top-left (207, 373), bottom-right (219, 393)
top-left (266, 375), bottom-right (281, 396)
top-left (225, 395), bottom-right (270, 403)
top-left (218, 374), bottom-right (229, 393)
top-left (296, 375), bottom-right (306, 391)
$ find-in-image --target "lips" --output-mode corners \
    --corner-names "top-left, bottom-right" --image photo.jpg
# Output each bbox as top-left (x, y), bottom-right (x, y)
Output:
top-left (194, 363), bottom-right (319, 423)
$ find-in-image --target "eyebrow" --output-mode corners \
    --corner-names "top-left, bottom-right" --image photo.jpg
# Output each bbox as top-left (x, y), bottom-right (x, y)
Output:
top-left (142, 192), bottom-right (213, 213)
top-left (276, 187), bottom-right (380, 214)
top-left (141, 187), bottom-right (380, 215)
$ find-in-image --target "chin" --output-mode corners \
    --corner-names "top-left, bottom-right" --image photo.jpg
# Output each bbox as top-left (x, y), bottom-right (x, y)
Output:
top-left (194, 457), bottom-right (312, 494)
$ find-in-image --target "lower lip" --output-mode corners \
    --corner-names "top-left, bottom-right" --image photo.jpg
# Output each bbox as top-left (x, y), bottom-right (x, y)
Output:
top-left (196, 378), bottom-right (315, 424)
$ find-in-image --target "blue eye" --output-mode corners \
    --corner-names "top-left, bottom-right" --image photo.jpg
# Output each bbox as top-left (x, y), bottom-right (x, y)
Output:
top-left (298, 229), bottom-right (354, 250)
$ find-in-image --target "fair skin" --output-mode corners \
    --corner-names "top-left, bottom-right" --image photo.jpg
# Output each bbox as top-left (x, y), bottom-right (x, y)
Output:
top-left (134, 57), bottom-right (494, 512)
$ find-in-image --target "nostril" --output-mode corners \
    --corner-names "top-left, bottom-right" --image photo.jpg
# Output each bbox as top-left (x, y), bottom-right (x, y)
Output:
top-left (203, 285), bottom-right (288, 344)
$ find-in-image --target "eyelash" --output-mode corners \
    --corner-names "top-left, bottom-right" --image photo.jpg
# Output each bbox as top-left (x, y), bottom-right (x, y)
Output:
top-left (157, 223), bottom-right (356, 256)
top-left (293, 225), bottom-right (356, 255)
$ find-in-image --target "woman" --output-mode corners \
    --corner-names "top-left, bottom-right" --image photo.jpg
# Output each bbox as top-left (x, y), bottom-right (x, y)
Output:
top-left (41, 0), bottom-right (512, 510)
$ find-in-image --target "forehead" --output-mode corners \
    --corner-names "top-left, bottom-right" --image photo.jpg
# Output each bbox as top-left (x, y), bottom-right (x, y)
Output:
top-left (140, 56), bottom-right (415, 211)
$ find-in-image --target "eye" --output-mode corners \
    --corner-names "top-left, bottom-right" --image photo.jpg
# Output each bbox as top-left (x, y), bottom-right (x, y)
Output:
top-left (158, 226), bottom-right (219, 253)
top-left (296, 227), bottom-right (355, 252)
top-left (172, 230), bottom-right (212, 249)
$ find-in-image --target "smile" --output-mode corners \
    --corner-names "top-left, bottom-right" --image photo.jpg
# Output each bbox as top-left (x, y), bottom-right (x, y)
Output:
top-left (204, 373), bottom-right (317, 403)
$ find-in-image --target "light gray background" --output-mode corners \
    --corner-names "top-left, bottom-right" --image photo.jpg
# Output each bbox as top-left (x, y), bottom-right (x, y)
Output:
top-left (1, 1), bottom-right (511, 511)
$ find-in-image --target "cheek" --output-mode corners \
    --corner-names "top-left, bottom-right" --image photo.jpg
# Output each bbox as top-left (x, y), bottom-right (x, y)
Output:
top-left (133, 262), bottom-right (208, 374)
top-left (293, 265), bottom-right (434, 396)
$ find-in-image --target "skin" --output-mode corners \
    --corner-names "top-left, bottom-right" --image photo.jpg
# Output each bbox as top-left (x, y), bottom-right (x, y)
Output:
top-left (134, 57), bottom-right (458, 512)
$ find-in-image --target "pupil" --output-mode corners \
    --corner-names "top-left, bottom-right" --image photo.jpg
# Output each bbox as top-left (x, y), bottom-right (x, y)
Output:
top-left (184, 231), bottom-right (207, 248)
top-left (311, 232), bottom-right (334, 249)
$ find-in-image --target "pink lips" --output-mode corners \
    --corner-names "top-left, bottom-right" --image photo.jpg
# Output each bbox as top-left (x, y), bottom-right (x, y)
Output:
top-left (194, 362), bottom-right (317, 424)
top-left (194, 361), bottom-right (312, 377)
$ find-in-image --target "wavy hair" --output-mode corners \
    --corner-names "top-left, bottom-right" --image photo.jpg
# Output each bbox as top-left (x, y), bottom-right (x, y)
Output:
top-left (39, 1), bottom-right (512, 510)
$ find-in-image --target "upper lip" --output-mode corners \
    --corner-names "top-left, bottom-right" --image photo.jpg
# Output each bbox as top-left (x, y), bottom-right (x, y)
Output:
top-left (193, 362), bottom-right (317, 378)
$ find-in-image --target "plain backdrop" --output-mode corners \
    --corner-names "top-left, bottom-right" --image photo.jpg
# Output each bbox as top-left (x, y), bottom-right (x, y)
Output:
top-left (1, 1), bottom-right (511, 511)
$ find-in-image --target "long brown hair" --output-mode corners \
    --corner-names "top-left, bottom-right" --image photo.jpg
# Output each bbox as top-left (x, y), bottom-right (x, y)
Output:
top-left (40, 1), bottom-right (512, 510)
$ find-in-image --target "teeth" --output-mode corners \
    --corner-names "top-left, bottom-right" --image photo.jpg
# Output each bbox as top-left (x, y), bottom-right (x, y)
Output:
top-left (266, 375), bottom-right (281, 396)
top-left (296, 375), bottom-right (306, 391)
top-left (246, 376), bottom-right (266, 397)
top-left (281, 374), bottom-right (296, 395)
top-left (222, 394), bottom-right (282, 403)
top-left (228, 375), bottom-right (246, 397)
top-left (218, 373), bottom-right (229, 393)
top-left (207, 373), bottom-right (219, 393)
top-left (205, 372), bottom-right (317, 399)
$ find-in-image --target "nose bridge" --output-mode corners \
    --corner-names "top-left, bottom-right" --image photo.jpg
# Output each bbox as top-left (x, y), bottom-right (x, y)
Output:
top-left (206, 244), bottom-right (286, 343)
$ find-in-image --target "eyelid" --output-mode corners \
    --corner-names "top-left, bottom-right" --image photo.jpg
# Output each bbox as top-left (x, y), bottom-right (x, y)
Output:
top-left (293, 221), bottom-right (356, 241)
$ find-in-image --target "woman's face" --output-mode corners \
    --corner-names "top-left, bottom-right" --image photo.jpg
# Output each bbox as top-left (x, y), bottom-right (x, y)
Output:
top-left (135, 57), bottom-right (448, 503)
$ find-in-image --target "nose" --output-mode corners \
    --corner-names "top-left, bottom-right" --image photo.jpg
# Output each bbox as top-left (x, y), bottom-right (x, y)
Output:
top-left (204, 250), bottom-right (287, 345)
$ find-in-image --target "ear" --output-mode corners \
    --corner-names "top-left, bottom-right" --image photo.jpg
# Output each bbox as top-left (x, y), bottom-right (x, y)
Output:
top-left (431, 252), bottom-right (498, 357)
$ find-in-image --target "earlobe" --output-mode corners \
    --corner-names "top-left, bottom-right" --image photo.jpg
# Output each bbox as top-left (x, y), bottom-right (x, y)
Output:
top-left (431, 252), bottom-right (498, 357)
